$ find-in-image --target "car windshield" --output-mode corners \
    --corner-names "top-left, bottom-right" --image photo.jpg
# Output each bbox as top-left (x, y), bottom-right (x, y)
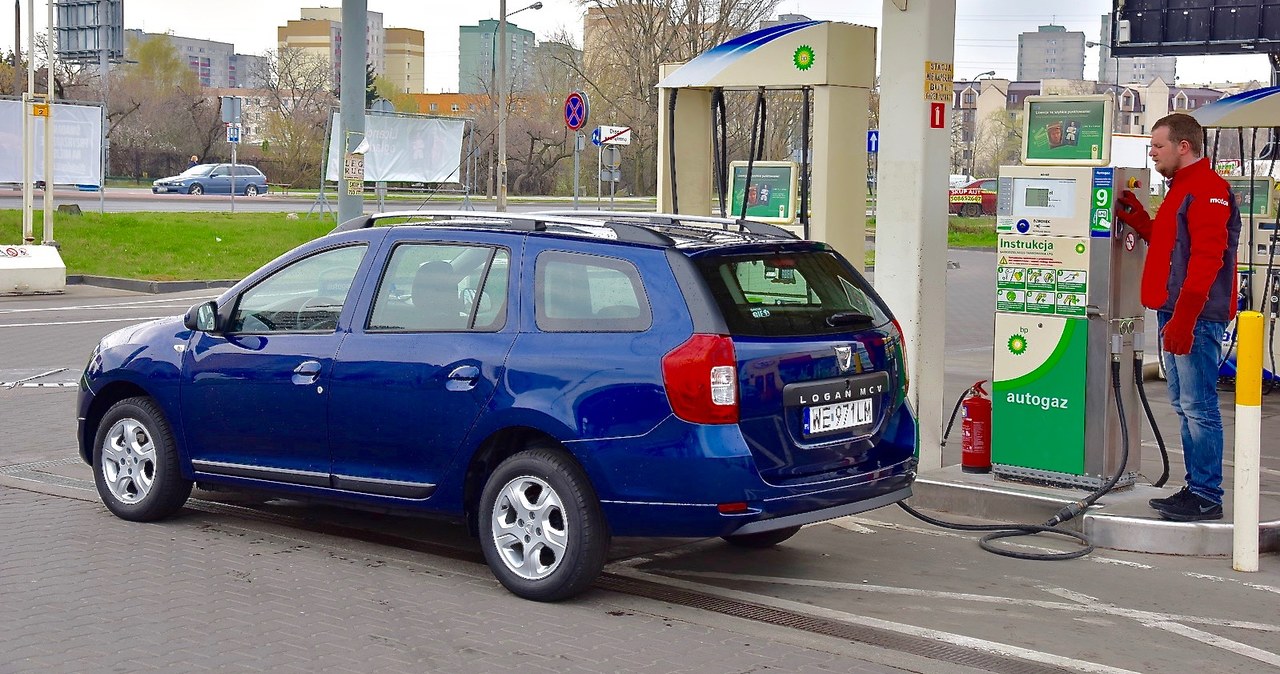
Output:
top-left (178, 165), bottom-right (215, 177)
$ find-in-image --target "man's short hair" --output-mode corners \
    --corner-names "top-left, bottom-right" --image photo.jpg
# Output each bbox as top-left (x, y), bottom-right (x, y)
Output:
top-left (1153, 113), bottom-right (1204, 156)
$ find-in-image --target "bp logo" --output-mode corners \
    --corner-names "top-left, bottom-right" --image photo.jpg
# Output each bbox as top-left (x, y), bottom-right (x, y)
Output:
top-left (1075, 243), bottom-right (1086, 254)
top-left (793, 45), bottom-right (815, 71)
top-left (1007, 334), bottom-right (1028, 355)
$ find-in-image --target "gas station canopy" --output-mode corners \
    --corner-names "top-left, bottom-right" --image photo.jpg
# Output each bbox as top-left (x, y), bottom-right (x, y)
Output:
top-left (1192, 86), bottom-right (1280, 129)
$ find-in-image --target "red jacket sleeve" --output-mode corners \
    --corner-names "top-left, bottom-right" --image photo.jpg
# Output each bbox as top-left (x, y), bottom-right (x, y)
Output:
top-left (1172, 188), bottom-right (1232, 321)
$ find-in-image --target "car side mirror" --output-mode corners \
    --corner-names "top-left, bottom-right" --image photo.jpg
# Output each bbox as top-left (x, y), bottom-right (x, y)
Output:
top-left (184, 300), bottom-right (219, 332)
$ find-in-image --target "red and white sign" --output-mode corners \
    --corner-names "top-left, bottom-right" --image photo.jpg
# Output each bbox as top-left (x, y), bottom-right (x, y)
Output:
top-left (930, 102), bottom-right (946, 129)
top-left (1125, 231), bottom-right (1136, 251)
top-left (599, 125), bottom-right (632, 145)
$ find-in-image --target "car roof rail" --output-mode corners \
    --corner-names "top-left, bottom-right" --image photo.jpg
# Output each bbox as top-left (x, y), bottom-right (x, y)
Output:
top-left (332, 210), bottom-right (549, 234)
top-left (329, 209), bottom-right (677, 246)
top-left (531, 210), bottom-right (801, 240)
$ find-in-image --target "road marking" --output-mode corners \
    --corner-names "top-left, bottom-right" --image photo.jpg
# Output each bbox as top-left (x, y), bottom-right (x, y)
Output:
top-left (842, 516), bottom-right (1154, 568)
top-left (0, 316), bottom-right (169, 328)
top-left (828, 517), bottom-right (876, 534)
top-left (661, 570), bottom-right (1280, 634)
top-left (1146, 621), bottom-right (1280, 668)
top-left (0, 294), bottom-right (218, 314)
top-left (613, 567), bottom-right (1140, 674)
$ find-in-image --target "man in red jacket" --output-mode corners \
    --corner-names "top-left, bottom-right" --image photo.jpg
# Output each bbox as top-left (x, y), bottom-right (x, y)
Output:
top-left (1116, 113), bottom-right (1242, 522)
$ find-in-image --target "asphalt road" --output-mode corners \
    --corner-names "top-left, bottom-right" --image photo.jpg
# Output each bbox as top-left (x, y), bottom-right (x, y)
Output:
top-left (2, 273), bottom-right (1277, 672)
top-left (0, 187), bottom-right (645, 214)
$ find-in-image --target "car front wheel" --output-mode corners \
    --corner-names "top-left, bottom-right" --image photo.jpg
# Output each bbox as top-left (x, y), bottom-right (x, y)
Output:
top-left (188, 184), bottom-right (204, 195)
top-left (962, 203), bottom-right (981, 218)
top-left (93, 397), bottom-right (192, 522)
top-left (244, 184), bottom-right (259, 196)
top-left (479, 447), bottom-right (608, 601)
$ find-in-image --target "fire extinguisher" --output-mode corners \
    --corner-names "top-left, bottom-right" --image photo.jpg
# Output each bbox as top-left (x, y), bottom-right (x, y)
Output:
top-left (960, 380), bottom-right (991, 473)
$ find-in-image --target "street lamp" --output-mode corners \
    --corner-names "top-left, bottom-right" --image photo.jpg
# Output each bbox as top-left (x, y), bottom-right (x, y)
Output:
top-left (496, 0), bottom-right (543, 211)
top-left (967, 72), bottom-right (996, 178)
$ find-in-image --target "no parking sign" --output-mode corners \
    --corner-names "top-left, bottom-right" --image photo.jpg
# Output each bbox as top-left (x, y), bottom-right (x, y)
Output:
top-left (564, 91), bottom-right (589, 131)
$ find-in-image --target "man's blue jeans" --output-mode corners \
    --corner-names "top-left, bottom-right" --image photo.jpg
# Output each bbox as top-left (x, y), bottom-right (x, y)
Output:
top-left (1157, 310), bottom-right (1226, 505)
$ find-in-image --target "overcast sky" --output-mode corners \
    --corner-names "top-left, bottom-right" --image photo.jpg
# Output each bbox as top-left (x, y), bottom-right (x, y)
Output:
top-left (3, 0), bottom-right (1272, 91)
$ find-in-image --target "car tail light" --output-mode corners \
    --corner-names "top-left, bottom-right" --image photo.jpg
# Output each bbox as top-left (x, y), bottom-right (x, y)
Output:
top-left (661, 334), bottom-right (738, 424)
top-left (891, 317), bottom-right (909, 394)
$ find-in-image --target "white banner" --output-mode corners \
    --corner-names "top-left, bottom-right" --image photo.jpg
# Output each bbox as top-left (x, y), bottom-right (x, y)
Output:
top-left (325, 113), bottom-right (467, 183)
top-left (0, 100), bottom-right (104, 186)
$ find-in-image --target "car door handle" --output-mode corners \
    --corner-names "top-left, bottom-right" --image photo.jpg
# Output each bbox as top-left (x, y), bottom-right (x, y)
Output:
top-left (446, 365), bottom-right (480, 391)
top-left (292, 360), bottom-right (323, 385)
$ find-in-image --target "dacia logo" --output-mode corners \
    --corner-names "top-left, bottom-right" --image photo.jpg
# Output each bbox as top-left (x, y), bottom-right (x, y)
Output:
top-left (835, 345), bottom-right (853, 372)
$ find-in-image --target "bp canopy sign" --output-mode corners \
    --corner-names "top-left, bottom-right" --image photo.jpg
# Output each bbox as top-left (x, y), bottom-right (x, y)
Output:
top-left (1021, 95), bottom-right (1113, 166)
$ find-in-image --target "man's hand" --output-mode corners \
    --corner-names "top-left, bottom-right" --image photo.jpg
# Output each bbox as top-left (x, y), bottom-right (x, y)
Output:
top-left (1115, 190), bottom-right (1151, 230)
top-left (1162, 311), bottom-right (1197, 355)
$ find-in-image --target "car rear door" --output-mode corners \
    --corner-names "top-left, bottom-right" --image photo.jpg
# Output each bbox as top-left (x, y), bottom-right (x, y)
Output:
top-left (325, 231), bottom-right (520, 499)
top-left (689, 245), bottom-right (914, 482)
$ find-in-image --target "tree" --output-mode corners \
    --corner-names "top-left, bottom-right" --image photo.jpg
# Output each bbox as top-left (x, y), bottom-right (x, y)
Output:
top-left (365, 62), bottom-right (378, 108)
top-left (541, 0), bottom-right (783, 194)
top-left (372, 75), bottom-right (418, 112)
top-left (253, 48), bottom-right (338, 187)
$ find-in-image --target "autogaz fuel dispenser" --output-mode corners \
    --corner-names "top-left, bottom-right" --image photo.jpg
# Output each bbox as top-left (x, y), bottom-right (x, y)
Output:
top-left (989, 95), bottom-right (1146, 489)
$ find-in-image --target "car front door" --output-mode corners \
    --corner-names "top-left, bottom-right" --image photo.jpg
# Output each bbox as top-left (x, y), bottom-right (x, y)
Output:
top-left (181, 244), bottom-right (368, 485)
top-left (326, 233), bottom-right (519, 499)
top-left (207, 165), bottom-right (232, 193)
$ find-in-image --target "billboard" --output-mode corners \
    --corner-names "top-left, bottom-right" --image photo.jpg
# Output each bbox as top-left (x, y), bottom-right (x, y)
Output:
top-left (1111, 1), bottom-right (1280, 57)
top-left (0, 100), bottom-right (104, 186)
top-left (55, 0), bottom-right (124, 63)
top-left (325, 113), bottom-right (467, 184)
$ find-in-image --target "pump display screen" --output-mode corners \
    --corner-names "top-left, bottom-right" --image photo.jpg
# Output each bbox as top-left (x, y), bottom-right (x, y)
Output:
top-left (1012, 178), bottom-right (1077, 218)
top-left (1024, 188), bottom-right (1051, 208)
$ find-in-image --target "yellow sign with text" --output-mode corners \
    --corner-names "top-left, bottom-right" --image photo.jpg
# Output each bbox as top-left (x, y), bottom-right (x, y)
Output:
top-left (924, 61), bottom-right (954, 102)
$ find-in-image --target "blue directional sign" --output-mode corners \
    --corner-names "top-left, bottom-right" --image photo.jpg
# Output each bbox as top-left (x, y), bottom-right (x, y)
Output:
top-left (564, 91), bottom-right (589, 131)
top-left (226, 123), bottom-right (241, 144)
top-left (867, 129), bottom-right (879, 154)
top-left (590, 127), bottom-right (602, 147)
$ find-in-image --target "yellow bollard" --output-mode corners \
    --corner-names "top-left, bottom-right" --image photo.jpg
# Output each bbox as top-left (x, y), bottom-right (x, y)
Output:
top-left (1233, 311), bottom-right (1263, 572)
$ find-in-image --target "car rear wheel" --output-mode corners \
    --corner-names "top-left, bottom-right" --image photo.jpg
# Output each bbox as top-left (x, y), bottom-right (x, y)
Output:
top-left (721, 525), bottom-right (802, 548)
top-left (962, 203), bottom-right (981, 218)
top-left (244, 184), bottom-right (259, 196)
top-left (479, 447), bottom-right (608, 601)
top-left (188, 184), bottom-right (204, 195)
top-left (93, 397), bottom-right (192, 522)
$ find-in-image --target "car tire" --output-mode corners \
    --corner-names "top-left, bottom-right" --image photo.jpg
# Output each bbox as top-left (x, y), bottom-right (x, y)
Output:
top-left (188, 184), bottom-right (204, 195)
top-left (721, 525), bottom-right (802, 548)
top-left (93, 396), bottom-right (192, 522)
top-left (962, 203), bottom-right (981, 218)
top-left (479, 446), bottom-right (608, 602)
top-left (244, 184), bottom-right (259, 196)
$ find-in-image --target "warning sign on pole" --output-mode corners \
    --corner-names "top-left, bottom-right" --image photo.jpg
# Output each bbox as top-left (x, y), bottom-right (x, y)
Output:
top-left (344, 153), bottom-right (365, 195)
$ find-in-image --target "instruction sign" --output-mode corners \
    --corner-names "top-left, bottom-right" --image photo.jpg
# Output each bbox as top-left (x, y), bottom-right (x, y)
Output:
top-left (923, 61), bottom-right (953, 102)
top-left (1022, 95), bottom-right (1112, 166)
top-left (729, 161), bottom-right (799, 224)
top-left (995, 235), bottom-right (1089, 316)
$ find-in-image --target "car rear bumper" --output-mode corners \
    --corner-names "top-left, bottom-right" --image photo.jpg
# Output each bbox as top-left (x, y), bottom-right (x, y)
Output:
top-left (593, 451), bottom-right (916, 537)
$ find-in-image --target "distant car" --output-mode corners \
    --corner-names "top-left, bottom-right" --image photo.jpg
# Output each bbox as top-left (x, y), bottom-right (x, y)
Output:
top-left (948, 178), bottom-right (997, 217)
top-left (152, 163), bottom-right (268, 196)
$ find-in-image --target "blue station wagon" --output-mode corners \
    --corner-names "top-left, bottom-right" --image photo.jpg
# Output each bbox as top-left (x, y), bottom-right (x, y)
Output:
top-left (152, 163), bottom-right (268, 196)
top-left (78, 211), bottom-right (917, 601)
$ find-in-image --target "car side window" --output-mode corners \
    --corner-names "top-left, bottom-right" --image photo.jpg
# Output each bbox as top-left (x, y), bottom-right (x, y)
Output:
top-left (211, 166), bottom-right (229, 177)
top-left (229, 245), bottom-right (366, 333)
top-left (535, 251), bottom-right (651, 333)
top-left (233, 166), bottom-right (262, 177)
top-left (367, 243), bottom-right (509, 332)
top-left (980, 180), bottom-right (996, 192)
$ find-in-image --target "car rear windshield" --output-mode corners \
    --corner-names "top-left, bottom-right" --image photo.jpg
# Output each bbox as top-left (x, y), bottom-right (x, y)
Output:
top-left (694, 250), bottom-right (893, 337)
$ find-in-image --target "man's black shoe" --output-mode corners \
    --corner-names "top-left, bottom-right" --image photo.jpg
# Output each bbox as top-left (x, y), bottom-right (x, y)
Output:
top-left (1148, 486), bottom-right (1192, 510)
top-left (1155, 492), bottom-right (1223, 522)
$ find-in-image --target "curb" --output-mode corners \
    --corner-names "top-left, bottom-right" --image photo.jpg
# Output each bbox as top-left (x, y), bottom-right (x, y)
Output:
top-left (67, 275), bottom-right (237, 295)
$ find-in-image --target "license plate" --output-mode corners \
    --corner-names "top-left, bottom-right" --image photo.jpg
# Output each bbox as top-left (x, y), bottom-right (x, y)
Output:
top-left (155, 187), bottom-right (167, 193)
top-left (804, 397), bottom-right (874, 436)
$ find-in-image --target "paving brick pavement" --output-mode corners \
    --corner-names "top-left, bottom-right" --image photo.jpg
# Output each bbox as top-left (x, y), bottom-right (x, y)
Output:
top-left (0, 484), bottom-right (931, 674)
